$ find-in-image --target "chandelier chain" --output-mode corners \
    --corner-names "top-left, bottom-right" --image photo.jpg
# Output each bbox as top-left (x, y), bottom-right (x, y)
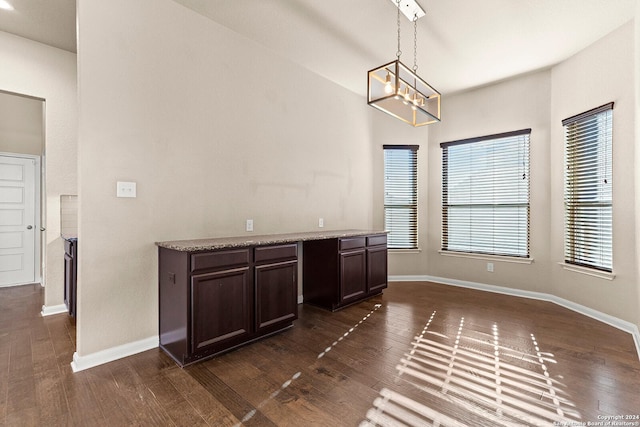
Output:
top-left (396, 0), bottom-right (402, 58)
top-left (413, 15), bottom-right (418, 72)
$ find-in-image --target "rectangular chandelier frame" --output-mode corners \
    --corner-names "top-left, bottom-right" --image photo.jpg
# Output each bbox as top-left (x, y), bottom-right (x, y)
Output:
top-left (368, 60), bottom-right (441, 127)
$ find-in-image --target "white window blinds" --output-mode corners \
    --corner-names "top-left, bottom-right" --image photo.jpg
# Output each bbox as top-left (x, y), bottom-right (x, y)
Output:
top-left (441, 129), bottom-right (531, 257)
top-left (563, 103), bottom-right (613, 272)
top-left (384, 145), bottom-right (418, 249)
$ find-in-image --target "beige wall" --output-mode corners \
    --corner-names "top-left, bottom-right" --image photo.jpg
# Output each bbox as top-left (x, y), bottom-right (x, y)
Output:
top-left (636, 4), bottom-right (640, 329)
top-left (389, 21), bottom-right (639, 328)
top-left (76, 0), bottom-right (377, 356)
top-left (74, 0), bottom-right (639, 361)
top-left (426, 70), bottom-right (552, 293)
top-left (550, 22), bottom-right (637, 325)
top-left (0, 91), bottom-right (43, 156)
top-left (370, 111), bottom-right (429, 274)
top-left (0, 31), bottom-right (77, 308)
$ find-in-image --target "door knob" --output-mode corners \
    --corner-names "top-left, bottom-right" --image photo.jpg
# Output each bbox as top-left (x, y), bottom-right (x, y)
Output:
top-left (26, 225), bottom-right (33, 229)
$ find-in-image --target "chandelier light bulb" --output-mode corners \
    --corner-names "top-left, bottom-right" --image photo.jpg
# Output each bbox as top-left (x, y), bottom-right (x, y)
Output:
top-left (411, 95), bottom-right (419, 110)
top-left (384, 72), bottom-right (394, 94)
top-left (403, 87), bottom-right (411, 102)
top-left (395, 85), bottom-right (403, 99)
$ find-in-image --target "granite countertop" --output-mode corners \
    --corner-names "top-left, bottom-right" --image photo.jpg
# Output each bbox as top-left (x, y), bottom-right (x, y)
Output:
top-left (61, 233), bottom-right (78, 241)
top-left (155, 229), bottom-right (387, 252)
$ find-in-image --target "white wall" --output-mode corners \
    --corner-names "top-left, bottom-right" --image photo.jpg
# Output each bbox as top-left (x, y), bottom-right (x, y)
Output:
top-left (0, 31), bottom-right (77, 308)
top-left (76, 0), bottom-right (377, 356)
top-left (74, 0), bottom-right (639, 364)
top-left (370, 110), bottom-right (429, 274)
top-left (426, 70), bottom-right (552, 293)
top-left (0, 91), bottom-right (43, 156)
top-left (389, 21), bottom-right (639, 329)
top-left (550, 21), bottom-right (637, 325)
top-left (636, 3), bottom-right (640, 329)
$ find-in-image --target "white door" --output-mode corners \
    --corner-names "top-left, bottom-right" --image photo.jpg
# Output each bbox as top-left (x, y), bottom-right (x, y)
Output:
top-left (0, 155), bottom-right (36, 286)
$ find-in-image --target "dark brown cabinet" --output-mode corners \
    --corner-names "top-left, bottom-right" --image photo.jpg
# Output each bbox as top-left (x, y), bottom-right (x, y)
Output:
top-left (367, 235), bottom-right (388, 294)
top-left (254, 244), bottom-right (298, 333)
top-left (159, 244), bottom-right (298, 366)
top-left (303, 233), bottom-right (387, 311)
top-left (158, 231), bottom-right (386, 365)
top-left (63, 238), bottom-right (77, 318)
top-left (339, 240), bottom-right (367, 303)
top-left (191, 266), bottom-right (251, 354)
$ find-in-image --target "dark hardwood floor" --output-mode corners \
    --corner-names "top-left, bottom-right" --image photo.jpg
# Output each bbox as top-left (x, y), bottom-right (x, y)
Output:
top-left (1, 282), bottom-right (639, 426)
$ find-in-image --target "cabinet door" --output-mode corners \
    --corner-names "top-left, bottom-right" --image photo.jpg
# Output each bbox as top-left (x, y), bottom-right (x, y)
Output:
top-left (339, 249), bottom-right (367, 303)
top-left (255, 260), bottom-right (298, 332)
top-left (64, 252), bottom-right (73, 316)
top-left (191, 266), bottom-right (251, 354)
top-left (367, 245), bottom-right (388, 293)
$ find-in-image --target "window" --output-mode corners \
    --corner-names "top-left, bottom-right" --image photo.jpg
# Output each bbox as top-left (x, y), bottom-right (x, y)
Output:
top-left (441, 129), bottom-right (531, 257)
top-left (563, 103), bottom-right (613, 272)
top-left (384, 145), bottom-right (418, 249)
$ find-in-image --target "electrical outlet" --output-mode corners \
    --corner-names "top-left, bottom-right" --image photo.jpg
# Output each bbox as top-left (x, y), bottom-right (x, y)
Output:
top-left (116, 181), bottom-right (136, 198)
top-left (487, 262), bottom-right (494, 272)
top-left (246, 219), bottom-right (253, 232)
top-left (318, 218), bottom-right (324, 228)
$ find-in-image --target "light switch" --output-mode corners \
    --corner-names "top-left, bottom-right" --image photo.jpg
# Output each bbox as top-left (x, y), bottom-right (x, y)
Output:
top-left (117, 181), bottom-right (137, 198)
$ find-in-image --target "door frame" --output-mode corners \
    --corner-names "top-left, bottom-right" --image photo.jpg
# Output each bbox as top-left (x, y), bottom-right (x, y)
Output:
top-left (0, 152), bottom-right (42, 287)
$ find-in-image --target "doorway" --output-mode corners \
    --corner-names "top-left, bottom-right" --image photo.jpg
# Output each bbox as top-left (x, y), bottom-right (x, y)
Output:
top-left (0, 154), bottom-right (41, 286)
top-left (0, 91), bottom-right (44, 288)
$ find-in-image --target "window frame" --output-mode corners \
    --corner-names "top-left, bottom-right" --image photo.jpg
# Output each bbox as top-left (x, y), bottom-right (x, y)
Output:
top-left (440, 129), bottom-right (531, 258)
top-left (383, 145), bottom-right (419, 250)
top-left (562, 102), bottom-right (613, 273)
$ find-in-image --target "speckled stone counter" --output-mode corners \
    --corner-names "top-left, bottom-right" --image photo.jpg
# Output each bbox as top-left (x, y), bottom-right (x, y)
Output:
top-left (155, 229), bottom-right (386, 252)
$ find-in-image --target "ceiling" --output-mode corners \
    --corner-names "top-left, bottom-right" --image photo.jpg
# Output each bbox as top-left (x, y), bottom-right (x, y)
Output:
top-left (0, 0), bottom-right (637, 95)
top-left (0, 0), bottom-right (75, 53)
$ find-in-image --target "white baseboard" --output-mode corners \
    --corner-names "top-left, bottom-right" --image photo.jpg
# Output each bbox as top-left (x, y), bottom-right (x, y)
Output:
top-left (72, 295), bottom-right (305, 372)
top-left (389, 274), bottom-right (640, 361)
top-left (0, 281), bottom-right (38, 288)
top-left (71, 335), bottom-right (159, 373)
top-left (41, 304), bottom-right (68, 317)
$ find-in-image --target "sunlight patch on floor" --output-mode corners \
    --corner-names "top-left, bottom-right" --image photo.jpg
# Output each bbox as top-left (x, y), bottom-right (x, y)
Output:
top-left (235, 303), bottom-right (384, 426)
top-left (361, 312), bottom-right (581, 426)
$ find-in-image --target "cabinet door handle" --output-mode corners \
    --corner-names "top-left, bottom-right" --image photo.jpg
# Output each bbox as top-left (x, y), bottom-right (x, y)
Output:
top-left (26, 225), bottom-right (33, 230)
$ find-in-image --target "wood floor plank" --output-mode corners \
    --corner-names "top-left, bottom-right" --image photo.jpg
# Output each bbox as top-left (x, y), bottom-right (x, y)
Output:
top-left (34, 366), bottom-right (69, 425)
top-left (1, 281), bottom-right (639, 426)
top-left (4, 407), bottom-right (39, 427)
top-left (187, 364), bottom-right (270, 426)
top-left (85, 364), bottom-right (141, 426)
top-left (60, 364), bottom-right (108, 426)
top-left (163, 365), bottom-right (240, 426)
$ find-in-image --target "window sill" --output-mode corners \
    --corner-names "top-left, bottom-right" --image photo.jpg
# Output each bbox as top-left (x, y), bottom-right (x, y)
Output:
top-left (389, 248), bottom-right (422, 254)
top-left (439, 250), bottom-right (534, 264)
top-left (558, 262), bottom-right (615, 281)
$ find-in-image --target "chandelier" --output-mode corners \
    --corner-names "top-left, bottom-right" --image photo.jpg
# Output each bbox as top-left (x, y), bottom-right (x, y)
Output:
top-left (367, 0), bottom-right (441, 127)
